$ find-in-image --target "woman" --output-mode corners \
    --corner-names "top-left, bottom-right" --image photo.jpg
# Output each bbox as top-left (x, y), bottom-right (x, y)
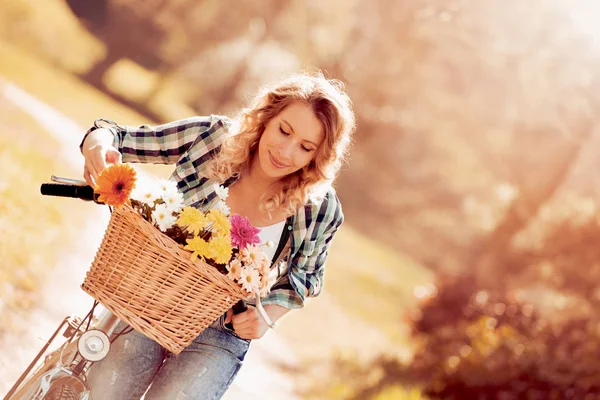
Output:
top-left (79, 71), bottom-right (355, 399)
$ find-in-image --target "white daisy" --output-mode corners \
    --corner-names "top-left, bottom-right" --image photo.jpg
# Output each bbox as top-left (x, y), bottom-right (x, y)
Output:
top-left (213, 184), bottom-right (229, 200)
top-left (152, 203), bottom-right (176, 232)
top-left (130, 179), bottom-right (160, 205)
top-left (158, 179), bottom-right (179, 196)
top-left (239, 265), bottom-right (261, 294)
top-left (240, 245), bottom-right (263, 265)
top-left (227, 258), bottom-right (243, 281)
top-left (259, 273), bottom-right (277, 297)
top-left (258, 257), bottom-right (271, 275)
top-left (214, 200), bottom-right (230, 216)
top-left (137, 188), bottom-right (161, 205)
top-left (162, 191), bottom-right (184, 213)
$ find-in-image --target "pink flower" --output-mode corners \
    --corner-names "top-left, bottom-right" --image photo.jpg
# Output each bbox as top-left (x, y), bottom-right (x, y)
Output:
top-left (229, 214), bottom-right (261, 250)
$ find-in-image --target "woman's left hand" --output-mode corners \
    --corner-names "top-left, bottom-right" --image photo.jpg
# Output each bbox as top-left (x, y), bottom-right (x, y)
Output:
top-left (224, 305), bottom-right (269, 339)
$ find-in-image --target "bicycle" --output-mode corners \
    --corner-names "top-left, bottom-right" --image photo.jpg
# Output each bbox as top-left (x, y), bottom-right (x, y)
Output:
top-left (4, 175), bottom-right (261, 400)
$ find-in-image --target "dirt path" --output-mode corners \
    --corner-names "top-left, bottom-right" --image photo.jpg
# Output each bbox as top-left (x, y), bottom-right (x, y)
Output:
top-left (0, 81), bottom-right (298, 399)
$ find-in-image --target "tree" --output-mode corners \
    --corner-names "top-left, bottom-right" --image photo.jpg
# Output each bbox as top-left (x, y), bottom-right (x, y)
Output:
top-left (64, 0), bottom-right (288, 92)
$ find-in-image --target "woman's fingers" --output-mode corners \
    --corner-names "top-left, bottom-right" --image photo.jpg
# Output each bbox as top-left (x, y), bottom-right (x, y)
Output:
top-left (231, 308), bottom-right (260, 334)
top-left (224, 308), bottom-right (234, 324)
top-left (230, 306), bottom-right (270, 339)
top-left (83, 146), bottom-right (105, 185)
top-left (83, 166), bottom-right (94, 186)
top-left (83, 145), bottom-right (122, 186)
top-left (105, 148), bottom-right (122, 165)
top-left (231, 320), bottom-right (253, 337)
top-left (232, 309), bottom-right (253, 326)
top-left (232, 324), bottom-right (261, 340)
top-left (85, 160), bottom-right (100, 186)
top-left (84, 156), bottom-right (100, 185)
top-left (92, 147), bottom-right (108, 174)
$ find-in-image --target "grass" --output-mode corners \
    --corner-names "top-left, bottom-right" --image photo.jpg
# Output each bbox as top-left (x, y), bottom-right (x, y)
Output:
top-left (276, 227), bottom-right (433, 365)
top-left (327, 228), bottom-right (433, 341)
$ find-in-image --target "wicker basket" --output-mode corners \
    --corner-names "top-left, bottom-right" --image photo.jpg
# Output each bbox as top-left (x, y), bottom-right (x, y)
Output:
top-left (81, 203), bottom-right (246, 355)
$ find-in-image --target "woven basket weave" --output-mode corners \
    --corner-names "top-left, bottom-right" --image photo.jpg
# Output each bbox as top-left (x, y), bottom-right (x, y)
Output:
top-left (81, 203), bottom-right (246, 355)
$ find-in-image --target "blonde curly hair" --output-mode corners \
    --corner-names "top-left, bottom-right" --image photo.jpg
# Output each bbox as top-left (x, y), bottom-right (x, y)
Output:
top-left (205, 71), bottom-right (356, 215)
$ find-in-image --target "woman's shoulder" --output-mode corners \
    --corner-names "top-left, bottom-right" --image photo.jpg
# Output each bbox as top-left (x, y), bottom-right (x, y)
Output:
top-left (302, 185), bottom-right (344, 228)
top-left (181, 114), bottom-right (234, 151)
top-left (209, 114), bottom-right (233, 127)
top-left (178, 114), bottom-right (234, 134)
top-left (209, 114), bottom-right (239, 135)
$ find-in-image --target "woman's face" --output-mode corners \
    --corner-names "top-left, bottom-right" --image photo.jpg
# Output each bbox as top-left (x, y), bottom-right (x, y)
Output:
top-left (257, 101), bottom-right (324, 180)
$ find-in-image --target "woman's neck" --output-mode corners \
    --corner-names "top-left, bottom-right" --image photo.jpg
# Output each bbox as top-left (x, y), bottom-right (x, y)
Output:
top-left (242, 156), bottom-right (281, 195)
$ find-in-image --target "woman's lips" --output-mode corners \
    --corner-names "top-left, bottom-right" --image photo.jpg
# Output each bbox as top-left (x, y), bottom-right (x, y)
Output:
top-left (269, 151), bottom-right (290, 169)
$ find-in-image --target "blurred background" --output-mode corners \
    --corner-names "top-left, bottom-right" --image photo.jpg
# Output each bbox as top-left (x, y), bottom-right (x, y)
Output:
top-left (2, 0), bottom-right (600, 398)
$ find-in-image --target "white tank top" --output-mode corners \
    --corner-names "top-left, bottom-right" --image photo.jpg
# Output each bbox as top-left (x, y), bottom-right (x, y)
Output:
top-left (257, 220), bottom-right (286, 262)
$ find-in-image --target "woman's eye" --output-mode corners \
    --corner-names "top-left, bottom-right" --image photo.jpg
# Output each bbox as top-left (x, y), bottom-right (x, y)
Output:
top-left (301, 145), bottom-right (311, 152)
top-left (279, 126), bottom-right (290, 136)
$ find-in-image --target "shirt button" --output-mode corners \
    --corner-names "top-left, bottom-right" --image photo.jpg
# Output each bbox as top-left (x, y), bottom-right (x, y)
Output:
top-left (179, 167), bottom-right (185, 174)
top-left (287, 226), bottom-right (292, 231)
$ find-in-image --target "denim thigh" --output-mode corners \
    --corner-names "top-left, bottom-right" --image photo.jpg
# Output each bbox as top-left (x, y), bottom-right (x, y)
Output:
top-left (144, 316), bottom-right (251, 400)
top-left (86, 317), bottom-right (250, 400)
top-left (86, 321), bottom-right (166, 400)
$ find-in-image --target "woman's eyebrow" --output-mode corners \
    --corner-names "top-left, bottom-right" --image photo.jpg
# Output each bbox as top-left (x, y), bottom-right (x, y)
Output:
top-left (281, 119), bottom-right (295, 133)
top-left (282, 119), bottom-right (318, 146)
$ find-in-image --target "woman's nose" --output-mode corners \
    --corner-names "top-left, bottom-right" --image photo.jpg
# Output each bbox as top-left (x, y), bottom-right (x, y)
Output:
top-left (279, 142), bottom-right (294, 160)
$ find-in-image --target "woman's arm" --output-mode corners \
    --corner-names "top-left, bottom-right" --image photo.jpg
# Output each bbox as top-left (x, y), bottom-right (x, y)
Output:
top-left (80, 115), bottom-right (231, 165)
top-left (262, 189), bottom-right (345, 309)
top-left (227, 190), bottom-right (344, 339)
top-left (80, 115), bottom-right (230, 185)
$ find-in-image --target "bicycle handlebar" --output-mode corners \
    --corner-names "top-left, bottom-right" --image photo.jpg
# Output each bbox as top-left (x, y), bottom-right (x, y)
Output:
top-left (40, 183), bottom-right (97, 202)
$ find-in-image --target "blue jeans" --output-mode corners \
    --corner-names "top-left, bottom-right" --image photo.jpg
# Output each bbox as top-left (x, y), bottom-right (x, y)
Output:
top-left (86, 315), bottom-right (251, 400)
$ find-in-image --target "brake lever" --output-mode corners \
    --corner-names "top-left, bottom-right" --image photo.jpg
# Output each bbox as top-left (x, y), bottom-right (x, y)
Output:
top-left (51, 175), bottom-right (88, 186)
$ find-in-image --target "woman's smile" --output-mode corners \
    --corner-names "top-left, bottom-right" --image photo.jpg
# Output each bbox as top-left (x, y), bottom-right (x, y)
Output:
top-left (268, 151), bottom-right (291, 169)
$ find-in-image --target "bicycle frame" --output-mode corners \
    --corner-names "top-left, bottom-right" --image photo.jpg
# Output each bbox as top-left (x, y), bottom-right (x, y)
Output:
top-left (5, 303), bottom-right (122, 400)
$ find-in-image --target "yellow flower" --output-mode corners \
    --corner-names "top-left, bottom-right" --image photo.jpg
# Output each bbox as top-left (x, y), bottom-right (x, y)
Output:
top-left (94, 163), bottom-right (137, 207)
top-left (185, 236), bottom-right (209, 261)
top-left (207, 235), bottom-right (233, 264)
top-left (207, 209), bottom-right (231, 236)
top-left (177, 206), bottom-right (207, 235)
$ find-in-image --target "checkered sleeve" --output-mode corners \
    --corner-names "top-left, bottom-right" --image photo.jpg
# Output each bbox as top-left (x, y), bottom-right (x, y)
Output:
top-left (261, 189), bottom-right (344, 309)
top-left (79, 115), bottom-right (230, 165)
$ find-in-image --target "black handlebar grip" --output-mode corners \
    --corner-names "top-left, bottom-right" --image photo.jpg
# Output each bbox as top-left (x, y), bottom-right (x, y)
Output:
top-left (40, 183), bottom-right (96, 202)
top-left (224, 300), bottom-right (248, 331)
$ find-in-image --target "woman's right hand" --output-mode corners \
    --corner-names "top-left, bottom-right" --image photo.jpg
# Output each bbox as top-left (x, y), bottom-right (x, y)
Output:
top-left (82, 129), bottom-right (122, 186)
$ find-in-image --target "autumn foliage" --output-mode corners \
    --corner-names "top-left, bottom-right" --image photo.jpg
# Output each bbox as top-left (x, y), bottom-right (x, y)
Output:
top-left (407, 213), bottom-right (600, 399)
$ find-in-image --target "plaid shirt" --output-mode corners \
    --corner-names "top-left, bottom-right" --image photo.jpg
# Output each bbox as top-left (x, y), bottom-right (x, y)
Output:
top-left (83, 115), bottom-right (344, 309)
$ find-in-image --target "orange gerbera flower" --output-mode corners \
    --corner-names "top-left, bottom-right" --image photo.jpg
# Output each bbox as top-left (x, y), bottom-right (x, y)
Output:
top-left (94, 163), bottom-right (137, 207)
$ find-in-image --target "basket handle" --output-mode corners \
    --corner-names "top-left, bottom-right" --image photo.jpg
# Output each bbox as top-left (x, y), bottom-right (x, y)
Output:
top-left (254, 294), bottom-right (276, 329)
top-left (225, 296), bottom-right (276, 332)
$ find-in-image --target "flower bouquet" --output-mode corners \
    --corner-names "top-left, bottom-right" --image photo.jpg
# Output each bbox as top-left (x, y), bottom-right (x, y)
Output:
top-left (82, 164), bottom-right (276, 354)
